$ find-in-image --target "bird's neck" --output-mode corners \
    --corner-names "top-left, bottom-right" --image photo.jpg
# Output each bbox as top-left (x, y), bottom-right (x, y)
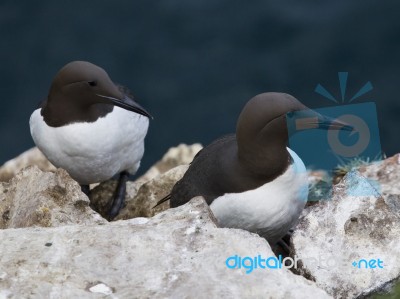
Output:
top-left (42, 95), bottom-right (113, 127)
top-left (237, 137), bottom-right (290, 179)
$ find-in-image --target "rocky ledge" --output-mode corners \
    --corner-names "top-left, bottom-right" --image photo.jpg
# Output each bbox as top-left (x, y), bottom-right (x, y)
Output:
top-left (0, 145), bottom-right (399, 298)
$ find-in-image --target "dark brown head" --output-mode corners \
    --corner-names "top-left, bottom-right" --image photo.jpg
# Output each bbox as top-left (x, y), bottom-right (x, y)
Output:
top-left (236, 92), bottom-right (351, 177)
top-left (42, 61), bottom-right (152, 127)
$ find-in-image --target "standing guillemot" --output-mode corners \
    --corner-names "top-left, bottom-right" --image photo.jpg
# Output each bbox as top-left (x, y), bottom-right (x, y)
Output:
top-left (156, 92), bottom-right (352, 246)
top-left (30, 61), bottom-right (152, 220)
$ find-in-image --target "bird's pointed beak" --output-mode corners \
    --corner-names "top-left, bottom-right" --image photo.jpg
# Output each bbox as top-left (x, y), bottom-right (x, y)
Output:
top-left (287, 109), bottom-right (354, 133)
top-left (96, 94), bottom-right (153, 119)
top-left (315, 113), bottom-right (353, 131)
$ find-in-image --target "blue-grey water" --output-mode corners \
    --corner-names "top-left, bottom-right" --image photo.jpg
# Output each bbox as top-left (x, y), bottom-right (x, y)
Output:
top-left (1, 0), bottom-right (399, 175)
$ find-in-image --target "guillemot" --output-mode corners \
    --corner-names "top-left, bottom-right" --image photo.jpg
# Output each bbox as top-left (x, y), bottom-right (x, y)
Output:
top-left (30, 61), bottom-right (152, 220)
top-left (156, 92), bottom-right (352, 246)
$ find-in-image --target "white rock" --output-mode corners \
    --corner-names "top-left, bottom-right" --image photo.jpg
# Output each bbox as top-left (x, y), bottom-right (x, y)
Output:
top-left (292, 170), bottom-right (400, 298)
top-left (0, 147), bottom-right (56, 182)
top-left (0, 197), bottom-right (331, 299)
top-left (359, 153), bottom-right (400, 195)
top-left (135, 143), bottom-right (202, 184)
top-left (89, 283), bottom-right (113, 295)
top-left (0, 165), bottom-right (105, 228)
top-left (116, 165), bottom-right (189, 219)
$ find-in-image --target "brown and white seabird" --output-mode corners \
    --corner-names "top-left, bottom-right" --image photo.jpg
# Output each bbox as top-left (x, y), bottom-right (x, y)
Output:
top-left (156, 92), bottom-right (352, 247)
top-left (30, 61), bottom-right (152, 220)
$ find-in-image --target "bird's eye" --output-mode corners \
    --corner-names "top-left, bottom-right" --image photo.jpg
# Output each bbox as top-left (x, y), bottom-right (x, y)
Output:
top-left (88, 81), bottom-right (97, 87)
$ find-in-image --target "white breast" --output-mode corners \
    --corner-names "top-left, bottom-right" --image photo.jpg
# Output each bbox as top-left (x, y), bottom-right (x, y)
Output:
top-left (29, 107), bottom-right (149, 185)
top-left (210, 148), bottom-right (308, 244)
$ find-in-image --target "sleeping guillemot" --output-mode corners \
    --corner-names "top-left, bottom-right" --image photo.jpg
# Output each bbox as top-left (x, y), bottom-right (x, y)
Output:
top-left (156, 92), bottom-right (352, 246)
top-left (30, 61), bottom-right (152, 220)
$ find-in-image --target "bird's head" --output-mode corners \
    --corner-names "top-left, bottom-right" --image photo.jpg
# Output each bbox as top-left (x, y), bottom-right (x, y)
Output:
top-left (236, 92), bottom-right (352, 172)
top-left (48, 61), bottom-right (152, 118)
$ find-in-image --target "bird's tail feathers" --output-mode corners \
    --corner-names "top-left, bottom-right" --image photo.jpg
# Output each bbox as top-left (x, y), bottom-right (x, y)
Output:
top-left (153, 194), bottom-right (171, 209)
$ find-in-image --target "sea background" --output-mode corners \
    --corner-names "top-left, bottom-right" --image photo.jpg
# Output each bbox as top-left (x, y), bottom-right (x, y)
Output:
top-left (1, 0), bottom-right (399, 174)
top-left (1, 1), bottom-right (400, 297)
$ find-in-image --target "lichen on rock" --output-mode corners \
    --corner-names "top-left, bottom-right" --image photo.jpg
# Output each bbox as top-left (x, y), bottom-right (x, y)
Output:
top-left (0, 165), bottom-right (105, 228)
